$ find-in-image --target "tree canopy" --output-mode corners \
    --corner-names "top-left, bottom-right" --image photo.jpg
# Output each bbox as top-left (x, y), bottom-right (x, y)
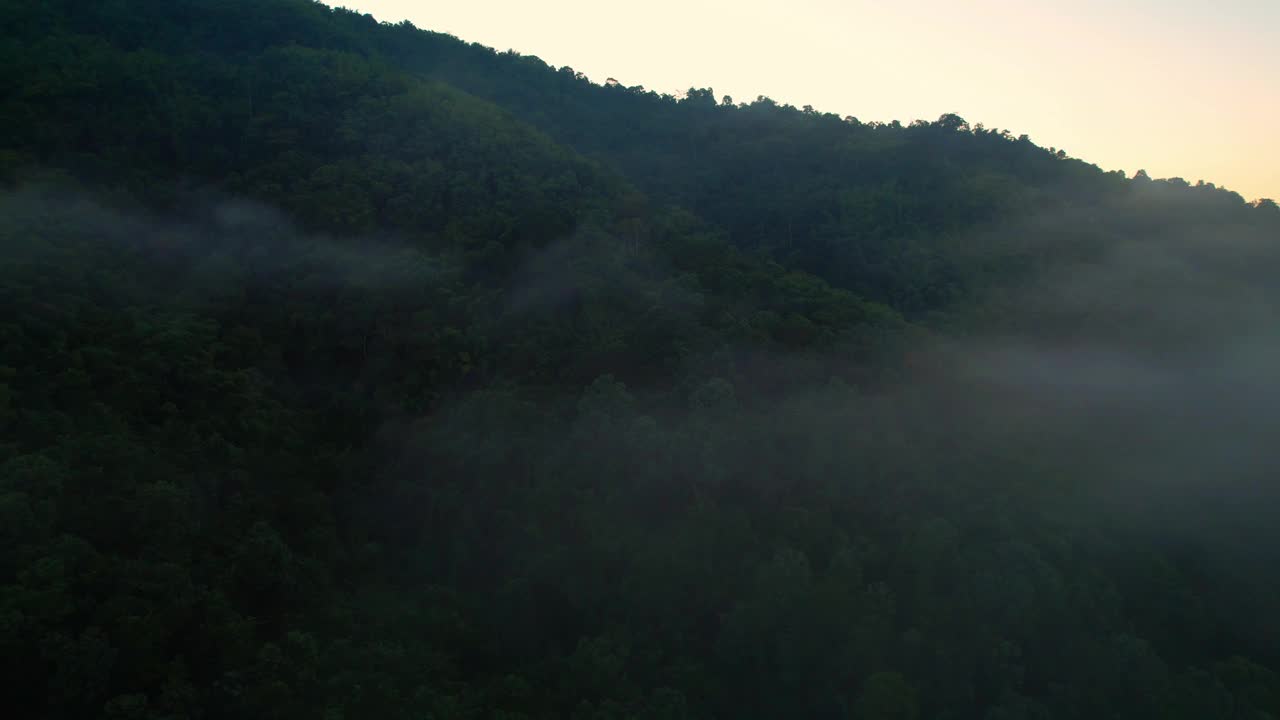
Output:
top-left (2, 1), bottom-right (1280, 718)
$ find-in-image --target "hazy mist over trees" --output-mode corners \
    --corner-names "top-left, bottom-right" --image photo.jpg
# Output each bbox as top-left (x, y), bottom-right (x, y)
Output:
top-left (3, 1), bottom-right (1280, 718)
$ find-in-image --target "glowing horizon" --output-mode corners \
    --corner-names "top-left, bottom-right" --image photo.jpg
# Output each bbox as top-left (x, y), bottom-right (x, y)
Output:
top-left (338, 0), bottom-right (1278, 202)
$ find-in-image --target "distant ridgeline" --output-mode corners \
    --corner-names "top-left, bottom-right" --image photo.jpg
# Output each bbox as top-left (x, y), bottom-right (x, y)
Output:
top-left (2, 1), bottom-right (1280, 718)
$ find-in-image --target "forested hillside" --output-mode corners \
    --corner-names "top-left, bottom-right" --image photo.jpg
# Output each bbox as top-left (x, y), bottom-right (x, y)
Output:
top-left (3, 1), bottom-right (1280, 718)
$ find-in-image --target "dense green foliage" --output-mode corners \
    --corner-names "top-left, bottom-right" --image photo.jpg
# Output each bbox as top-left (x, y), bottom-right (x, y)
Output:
top-left (3, 1), bottom-right (1280, 718)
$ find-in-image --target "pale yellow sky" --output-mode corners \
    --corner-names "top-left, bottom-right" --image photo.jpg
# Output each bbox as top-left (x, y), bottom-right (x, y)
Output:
top-left (340, 0), bottom-right (1278, 201)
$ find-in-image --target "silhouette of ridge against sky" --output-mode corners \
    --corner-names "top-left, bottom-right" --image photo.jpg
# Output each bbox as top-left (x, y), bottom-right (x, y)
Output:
top-left (339, 0), bottom-right (1278, 201)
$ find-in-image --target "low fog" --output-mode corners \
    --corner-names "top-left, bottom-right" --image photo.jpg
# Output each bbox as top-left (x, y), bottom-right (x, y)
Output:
top-left (8, 181), bottom-right (1280, 667)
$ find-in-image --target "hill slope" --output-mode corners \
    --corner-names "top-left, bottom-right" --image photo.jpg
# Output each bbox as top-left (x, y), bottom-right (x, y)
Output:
top-left (3, 1), bottom-right (1280, 719)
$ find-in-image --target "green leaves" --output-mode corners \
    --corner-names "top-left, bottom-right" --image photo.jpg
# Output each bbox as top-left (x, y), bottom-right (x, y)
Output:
top-left (857, 672), bottom-right (921, 720)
